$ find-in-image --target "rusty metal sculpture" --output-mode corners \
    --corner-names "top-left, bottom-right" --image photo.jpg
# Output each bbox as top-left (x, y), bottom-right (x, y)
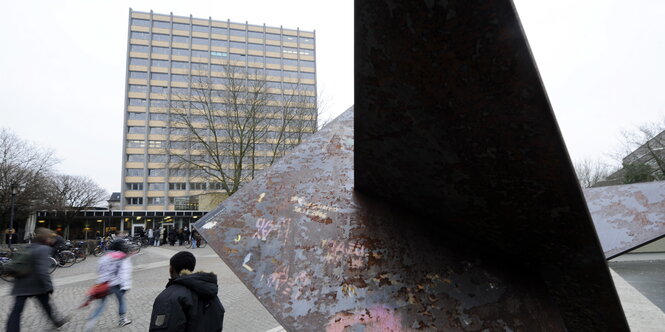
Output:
top-left (196, 0), bottom-right (634, 331)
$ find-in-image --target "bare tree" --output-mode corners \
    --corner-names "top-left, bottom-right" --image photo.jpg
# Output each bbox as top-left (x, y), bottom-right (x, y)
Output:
top-left (46, 174), bottom-right (108, 213)
top-left (167, 63), bottom-right (318, 196)
top-left (573, 159), bottom-right (612, 188)
top-left (0, 128), bottom-right (58, 229)
top-left (615, 118), bottom-right (665, 183)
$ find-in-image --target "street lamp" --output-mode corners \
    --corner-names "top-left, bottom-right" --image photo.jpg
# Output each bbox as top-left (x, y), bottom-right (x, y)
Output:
top-left (8, 183), bottom-right (17, 249)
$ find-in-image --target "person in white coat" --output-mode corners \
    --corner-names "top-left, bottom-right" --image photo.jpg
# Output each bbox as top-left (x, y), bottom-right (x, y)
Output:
top-left (147, 227), bottom-right (154, 246)
top-left (84, 239), bottom-right (133, 331)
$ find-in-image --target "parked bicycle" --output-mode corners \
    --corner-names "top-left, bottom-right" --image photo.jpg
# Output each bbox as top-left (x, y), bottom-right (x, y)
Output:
top-left (93, 238), bottom-right (111, 257)
top-left (185, 237), bottom-right (207, 249)
top-left (52, 247), bottom-right (76, 268)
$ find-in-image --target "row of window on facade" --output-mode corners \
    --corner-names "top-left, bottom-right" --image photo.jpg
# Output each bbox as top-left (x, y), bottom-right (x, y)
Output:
top-left (130, 44), bottom-right (314, 57)
top-left (130, 32), bottom-right (313, 52)
top-left (125, 140), bottom-right (299, 151)
top-left (129, 70), bottom-right (316, 82)
top-left (129, 56), bottom-right (315, 69)
top-left (126, 153), bottom-right (287, 164)
top-left (126, 182), bottom-right (227, 191)
top-left (128, 95), bottom-right (317, 108)
top-left (130, 20), bottom-right (313, 44)
top-left (126, 121), bottom-right (315, 134)
top-left (125, 196), bottom-right (201, 206)
top-left (129, 83), bottom-right (316, 95)
top-left (127, 111), bottom-right (316, 123)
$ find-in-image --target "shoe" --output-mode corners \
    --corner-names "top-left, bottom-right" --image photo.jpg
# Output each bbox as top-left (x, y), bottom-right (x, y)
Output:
top-left (118, 318), bottom-right (132, 327)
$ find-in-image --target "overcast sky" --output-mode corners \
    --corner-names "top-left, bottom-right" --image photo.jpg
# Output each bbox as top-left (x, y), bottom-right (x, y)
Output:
top-left (1, 0), bottom-right (664, 194)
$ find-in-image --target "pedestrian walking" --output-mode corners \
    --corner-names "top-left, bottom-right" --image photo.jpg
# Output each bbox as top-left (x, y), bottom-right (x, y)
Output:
top-left (84, 239), bottom-right (133, 331)
top-left (177, 228), bottom-right (185, 246)
top-left (168, 228), bottom-right (177, 246)
top-left (149, 251), bottom-right (225, 331)
top-left (6, 227), bottom-right (69, 332)
top-left (154, 227), bottom-right (162, 247)
top-left (184, 227), bottom-right (191, 245)
top-left (148, 227), bottom-right (154, 246)
top-left (191, 229), bottom-right (200, 249)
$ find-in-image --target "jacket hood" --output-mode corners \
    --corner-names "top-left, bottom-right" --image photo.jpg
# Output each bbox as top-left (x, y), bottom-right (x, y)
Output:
top-left (170, 271), bottom-right (219, 299)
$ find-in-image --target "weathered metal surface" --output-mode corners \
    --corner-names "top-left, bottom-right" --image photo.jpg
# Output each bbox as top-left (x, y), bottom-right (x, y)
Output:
top-left (584, 181), bottom-right (665, 259)
top-left (196, 108), bottom-right (567, 331)
top-left (355, 0), bottom-right (628, 330)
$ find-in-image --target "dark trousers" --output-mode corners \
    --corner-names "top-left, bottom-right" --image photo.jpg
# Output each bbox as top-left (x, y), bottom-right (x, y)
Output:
top-left (7, 293), bottom-right (56, 332)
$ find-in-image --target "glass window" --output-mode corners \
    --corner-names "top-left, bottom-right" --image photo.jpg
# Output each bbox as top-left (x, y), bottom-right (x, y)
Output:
top-left (173, 35), bottom-right (189, 44)
top-left (151, 86), bottom-right (168, 94)
top-left (190, 182), bottom-right (206, 190)
top-left (153, 20), bottom-right (170, 29)
top-left (150, 154), bottom-right (167, 162)
top-left (148, 140), bottom-right (163, 148)
top-left (127, 154), bottom-right (145, 162)
top-left (148, 197), bottom-right (165, 204)
top-left (126, 168), bottom-right (144, 177)
top-left (129, 71), bottom-right (148, 80)
top-left (151, 59), bottom-right (169, 67)
top-left (126, 197), bottom-right (143, 205)
top-left (127, 140), bottom-right (145, 148)
top-left (283, 35), bottom-right (297, 43)
top-left (151, 100), bottom-right (168, 108)
top-left (128, 126), bottom-right (146, 134)
top-left (172, 48), bottom-right (189, 56)
top-left (149, 113), bottom-right (168, 121)
top-left (132, 19), bottom-right (150, 27)
top-left (211, 51), bottom-right (228, 58)
top-left (126, 182), bottom-right (143, 190)
top-left (128, 112), bottom-right (146, 120)
top-left (152, 46), bottom-right (170, 54)
top-left (129, 84), bottom-right (148, 93)
top-left (172, 74), bottom-right (188, 82)
top-left (152, 33), bottom-right (170, 42)
top-left (283, 59), bottom-right (298, 67)
top-left (171, 61), bottom-right (189, 69)
top-left (298, 36), bottom-right (314, 44)
top-left (211, 40), bottom-right (227, 48)
top-left (173, 23), bottom-right (190, 32)
top-left (192, 50), bottom-right (209, 58)
top-left (171, 87), bottom-right (189, 95)
top-left (248, 31), bottom-right (263, 39)
top-left (266, 69), bottom-right (282, 77)
top-left (129, 98), bottom-right (148, 106)
top-left (230, 41), bottom-right (245, 50)
top-left (130, 45), bottom-right (149, 53)
top-left (300, 60), bottom-right (315, 68)
top-left (266, 45), bottom-right (281, 53)
top-left (169, 182), bottom-right (187, 190)
top-left (230, 29), bottom-right (245, 37)
top-left (192, 24), bottom-right (209, 33)
top-left (282, 47), bottom-right (299, 55)
top-left (248, 43), bottom-right (263, 51)
top-left (148, 168), bottom-right (165, 176)
top-left (150, 127), bottom-right (167, 134)
top-left (265, 33), bottom-right (280, 41)
top-left (212, 27), bottom-right (227, 35)
top-left (130, 58), bottom-right (148, 66)
top-left (299, 72), bottom-right (315, 80)
top-left (265, 56), bottom-right (280, 65)
top-left (151, 73), bottom-right (169, 81)
top-left (131, 31), bottom-right (149, 40)
top-left (192, 37), bottom-right (208, 45)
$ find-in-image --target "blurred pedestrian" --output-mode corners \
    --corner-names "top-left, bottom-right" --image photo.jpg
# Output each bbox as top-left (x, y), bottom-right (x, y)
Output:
top-left (191, 229), bottom-right (200, 249)
top-left (154, 227), bottom-right (162, 247)
top-left (6, 227), bottom-right (69, 332)
top-left (84, 239), bottom-right (133, 331)
top-left (177, 228), bottom-right (185, 246)
top-left (148, 227), bottom-right (154, 246)
top-left (168, 228), bottom-right (176, 246)
top-left (149, 251), bottom-right (224, 331)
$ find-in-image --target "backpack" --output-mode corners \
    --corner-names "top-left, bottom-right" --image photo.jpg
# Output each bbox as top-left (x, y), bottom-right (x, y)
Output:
top-left (5, 249), bottom-right (35, 278)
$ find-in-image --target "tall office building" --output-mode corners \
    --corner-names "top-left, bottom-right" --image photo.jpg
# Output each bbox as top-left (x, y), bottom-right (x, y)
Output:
top-left (121, 9), bottom-right (317, 211)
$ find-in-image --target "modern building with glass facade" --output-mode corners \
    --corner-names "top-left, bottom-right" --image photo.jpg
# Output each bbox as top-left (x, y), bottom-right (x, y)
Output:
top-left (121, 9), bottom-right (317, 213)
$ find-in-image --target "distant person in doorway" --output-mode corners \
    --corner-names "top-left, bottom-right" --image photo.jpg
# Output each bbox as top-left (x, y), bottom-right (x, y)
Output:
top-left (191, 229), bottom-right (200, 249)
top-left (149, 251), bottom-right (224, 331)
top-left (177, 228), bottom-right (185, 246)
top-left (148, 228), bottom-right (154, 246)
top-left (168, 228), bottom-right (177, 246)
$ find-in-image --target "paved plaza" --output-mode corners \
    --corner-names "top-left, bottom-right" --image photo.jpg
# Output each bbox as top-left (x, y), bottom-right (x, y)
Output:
top-left (0, 245), bottom-right (283, 332)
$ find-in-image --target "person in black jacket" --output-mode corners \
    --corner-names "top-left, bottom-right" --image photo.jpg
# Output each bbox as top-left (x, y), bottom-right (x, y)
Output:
top-left (6, 228), bottom-right (69, 332)
top-left (149, 251), bottom-right (224, 331)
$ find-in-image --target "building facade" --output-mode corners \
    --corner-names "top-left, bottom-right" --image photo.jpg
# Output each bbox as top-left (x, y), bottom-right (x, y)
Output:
top-left (121, 9), bottom-right (317, 212)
